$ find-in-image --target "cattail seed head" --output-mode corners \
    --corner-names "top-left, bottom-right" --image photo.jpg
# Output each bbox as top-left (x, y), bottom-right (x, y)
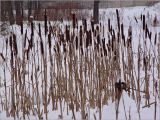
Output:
top-left (31, 21), bottom-right (34, 36)
top-left (91, 18), bottom-right (94, 32)
top-left (154, 33), bottom-right (157, 45)
top-left (143, 15), bottom-right (145, 30)
top-left (9, 35), bottom-right (12, 50)
top-left (44, 9), bottom-right (48, 36)
top-left (80, 26), bottom-right (83, 47)
top-left (76, 36), bottom-right (78, 50)
top-left (40, 41), bottom-right (44, 55)
top-left (72, 13), bottom-right (76, 29)
top-left (13, 34), bottom-right (18, 55)
top-left (24, 30), bottom-right (27, 48)
top-left (116, 9), bottom-right (120, 32)
top-left (38, 23), bottom-right (42, 39)
top-left (48, 33), bottom-right (51, 49)
top-left (108, 18), bottom-right (111, 32)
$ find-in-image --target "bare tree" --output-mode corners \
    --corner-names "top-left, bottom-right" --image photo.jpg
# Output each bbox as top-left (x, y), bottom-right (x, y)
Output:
top-left (15, 1), bottom-right (23, 25)
top-left (1, 1), bottom-right (7, 21)
top-left (28, 1), bottom-right (40, 20)
top-left (93, 0), bottom-right (99, 24)
top-left (1, 1), bottom-right (15, 24)
top-left (28, 0), bottom-right (32, 20)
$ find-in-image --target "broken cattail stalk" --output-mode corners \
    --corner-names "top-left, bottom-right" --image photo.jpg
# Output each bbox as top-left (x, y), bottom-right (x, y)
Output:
top-left (134, 16), bottom-right (138, 23)
top-left (142, 101), bottom-right (156, 108)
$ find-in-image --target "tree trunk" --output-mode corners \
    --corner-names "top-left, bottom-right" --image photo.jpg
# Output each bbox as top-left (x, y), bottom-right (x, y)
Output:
top-left (8, 1), bottom-right (15, 25)
top-left (1, 1), bottom-right (7, 21)
top-left (34, 1), bottom-right (40, 20)
top-left (93, 0), bottom-right (99, 24)
top-left (3, 1), bottom-right (15, 24)
top-left (15, 1), bottom-right (23, 25)
top-left (28, 0), bottom-right (32, 20)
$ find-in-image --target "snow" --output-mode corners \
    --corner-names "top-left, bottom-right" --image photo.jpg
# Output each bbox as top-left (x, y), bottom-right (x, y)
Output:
top-left (0, 2), bottom-right (160, 120)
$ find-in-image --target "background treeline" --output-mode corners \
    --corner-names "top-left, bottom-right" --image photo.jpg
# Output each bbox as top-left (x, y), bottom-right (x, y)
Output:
top-left (0, 0), bottom-right (158, 24)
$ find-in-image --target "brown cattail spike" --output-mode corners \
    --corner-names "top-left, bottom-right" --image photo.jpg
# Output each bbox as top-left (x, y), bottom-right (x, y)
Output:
top-left (44, 9), bottom-right (48, 36)
top-left (31, 21), bottom-right (34, 36)
top-left (143, 15), bottom-right (145, 30)
top-left (76, 36), bottom-right (78, 50)
top-left (116, 9), bottom-right (120, 32)
top-left (48, 33), bottom-right (51, 49)
top-left (80, 26), bottom-right (83, 47)
top-left (24, 30), bottom-right (27, 48)
top-left (9, 35), bottom-right (12, 50)
top-left (39, 23), bottom-right (42, 39)
top-left (13, 34), bottom-right (18, 55)
top-left (72, 13), bottom-right (76, 29)
top-left (40, 41), bottom-right (44, 55)
top-left (108, 18), bottom-right (111, 32)
top-left (154, 33), bottom-right (157, 45)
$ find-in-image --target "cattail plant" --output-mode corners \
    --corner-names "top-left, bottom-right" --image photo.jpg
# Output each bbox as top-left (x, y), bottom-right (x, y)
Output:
top-left (108, 18), bottom-right (111, 32)
top-left (83, 19), bottom-right (87, 33)
top-left (66, 25), bottom-right (70, 42)
top-left (116, 9), bottom-right (120, 32)
top-left (1, 9), bottom-right (159, 120)
top-left (44, 9), bottom-right (48, 36)
top-left (31, 21), bottom-right (34, 36)
top-left (154, 33), bottom-right (157, 45)
top-left (72, 13), bottom-right (76, 29)
top-left (143, 15), bottom-right (145, 31)
top-left (91, 18), bottom-right (94, 32)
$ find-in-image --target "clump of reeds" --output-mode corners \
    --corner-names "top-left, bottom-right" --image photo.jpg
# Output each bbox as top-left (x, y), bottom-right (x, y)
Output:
top-left (1, 9), bottom-right (159, 120)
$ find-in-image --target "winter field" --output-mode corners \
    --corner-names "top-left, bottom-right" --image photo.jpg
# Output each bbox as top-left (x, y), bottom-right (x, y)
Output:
top-left (0, 2), bottom-right (160, 120)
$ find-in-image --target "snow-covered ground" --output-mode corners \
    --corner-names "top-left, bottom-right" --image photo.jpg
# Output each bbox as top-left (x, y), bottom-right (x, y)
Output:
top-left (0, 2), bottom-right (160, 120)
